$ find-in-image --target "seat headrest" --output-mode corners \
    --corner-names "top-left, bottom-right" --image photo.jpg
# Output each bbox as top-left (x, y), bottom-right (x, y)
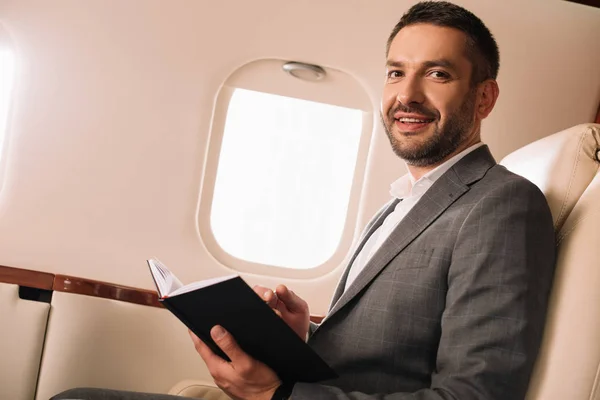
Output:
top-left (500, 123), bottom-right (600, 232)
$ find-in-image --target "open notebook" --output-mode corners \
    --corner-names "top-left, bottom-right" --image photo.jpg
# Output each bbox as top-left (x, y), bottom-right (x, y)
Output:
top-left (147, 258), bottom-right (337, 384)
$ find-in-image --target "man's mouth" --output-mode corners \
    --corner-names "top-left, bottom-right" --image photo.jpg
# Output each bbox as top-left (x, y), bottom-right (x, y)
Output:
top-left (394, 116), bottom-right (435, 132)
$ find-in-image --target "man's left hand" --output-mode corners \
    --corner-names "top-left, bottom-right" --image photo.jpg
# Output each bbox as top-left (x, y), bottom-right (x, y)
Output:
top-left (189, 326), bottom-right (281, 400)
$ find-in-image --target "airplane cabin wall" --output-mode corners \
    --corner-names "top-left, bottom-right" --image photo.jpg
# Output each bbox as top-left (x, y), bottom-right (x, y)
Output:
top-left (0, 0), bottom-right (598, 315)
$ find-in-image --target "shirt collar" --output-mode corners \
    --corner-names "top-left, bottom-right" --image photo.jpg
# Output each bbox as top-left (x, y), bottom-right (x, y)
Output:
top-left (389, 142), bottom-right (485, 200)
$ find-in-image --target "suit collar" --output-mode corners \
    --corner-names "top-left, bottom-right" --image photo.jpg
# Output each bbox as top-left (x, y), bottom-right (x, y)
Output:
top-left (320, 145), bottom-right (496, 326)
top-left (451, 144), bottom-right (496, 185)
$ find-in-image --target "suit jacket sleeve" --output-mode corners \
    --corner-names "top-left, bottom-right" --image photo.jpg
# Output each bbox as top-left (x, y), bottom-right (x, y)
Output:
top-left (291, 179), bottom-right (557, 400)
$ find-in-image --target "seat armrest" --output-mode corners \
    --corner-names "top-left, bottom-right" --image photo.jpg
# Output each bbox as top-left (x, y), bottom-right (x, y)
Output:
top-left (168, 379), bottom-right (231, 400)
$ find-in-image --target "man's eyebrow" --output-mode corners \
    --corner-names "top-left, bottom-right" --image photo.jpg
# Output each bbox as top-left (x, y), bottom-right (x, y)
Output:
top-left (386, 60), bottom-right (405, 68)
top-left (385, 59), bottom-right (458, 71)
top-left (422, 59), bottom-right (457, 71)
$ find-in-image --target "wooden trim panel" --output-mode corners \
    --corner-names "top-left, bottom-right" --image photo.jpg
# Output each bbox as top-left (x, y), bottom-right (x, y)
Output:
top-left (53, 274), bottom-right (327, 322)
top-left (53, 274), bottom-right (163, 308)
top-left (0, 265), bottom-right (55, 290)
top-left (1, 264), bottom-right (327, 323)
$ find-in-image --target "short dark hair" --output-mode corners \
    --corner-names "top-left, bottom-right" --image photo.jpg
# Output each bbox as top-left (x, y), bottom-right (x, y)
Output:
top-left (386, 1), bottom-right (500, 84)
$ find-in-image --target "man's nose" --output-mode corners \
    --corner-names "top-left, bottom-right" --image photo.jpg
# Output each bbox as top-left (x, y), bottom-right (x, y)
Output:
top-left (396, 77), bottom-right (425, 106)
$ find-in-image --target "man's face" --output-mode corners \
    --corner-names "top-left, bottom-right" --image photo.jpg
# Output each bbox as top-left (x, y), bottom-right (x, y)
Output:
top-left (381, 24), bottom-right (479, 167)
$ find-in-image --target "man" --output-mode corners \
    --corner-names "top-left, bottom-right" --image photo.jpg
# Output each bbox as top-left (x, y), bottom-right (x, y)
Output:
top-left (53, 1), bottom-right (556, 399)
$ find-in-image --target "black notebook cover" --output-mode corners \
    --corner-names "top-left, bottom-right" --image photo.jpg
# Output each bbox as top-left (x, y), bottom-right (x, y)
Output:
top-left (160, 276), bottom-right (337, 384)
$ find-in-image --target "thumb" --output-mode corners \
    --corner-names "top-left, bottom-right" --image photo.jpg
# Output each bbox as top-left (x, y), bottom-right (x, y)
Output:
top-left (210, 325), bottom-right (245, 364)
top-left (275, 285), bottom-right (307, 313)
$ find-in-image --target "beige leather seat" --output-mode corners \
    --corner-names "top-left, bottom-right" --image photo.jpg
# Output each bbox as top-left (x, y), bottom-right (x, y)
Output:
top-left (500, 123), bottom-right (600, 400)
top-left (168, 380), bottom-right (231, 400)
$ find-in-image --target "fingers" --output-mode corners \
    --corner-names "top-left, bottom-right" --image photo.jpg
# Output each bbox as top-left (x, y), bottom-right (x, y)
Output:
top-left (189, 327), bottom-right (266, 393)
top-left (255, 284), bottom-right (309, 315)
top-left (253, 285), bottom-right (278, 309)
top-left (275, 284), bottom-right (308, 313)
top-left (210, 325), bottom-right (253, 370)
top-left (253, 285), bottom-right (270, 298)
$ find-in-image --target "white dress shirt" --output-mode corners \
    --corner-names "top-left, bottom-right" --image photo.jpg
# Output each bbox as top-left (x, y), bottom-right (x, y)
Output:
top-left (344, 142), bottom-right (485, 292)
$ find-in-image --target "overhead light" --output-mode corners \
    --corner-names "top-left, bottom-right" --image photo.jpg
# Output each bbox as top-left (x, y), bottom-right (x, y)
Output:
top-left (282, 62), bottom-right (326, 82)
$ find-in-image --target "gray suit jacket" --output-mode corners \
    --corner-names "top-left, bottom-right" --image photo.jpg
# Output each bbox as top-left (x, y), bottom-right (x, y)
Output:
top-left (292, 146), bottom-right (556, 400)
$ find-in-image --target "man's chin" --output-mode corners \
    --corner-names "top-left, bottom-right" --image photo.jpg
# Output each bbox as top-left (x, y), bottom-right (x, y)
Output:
top-left (392, 127), bottom-right (435, 147)
top-left (390, 135), bottom-right (446, 165)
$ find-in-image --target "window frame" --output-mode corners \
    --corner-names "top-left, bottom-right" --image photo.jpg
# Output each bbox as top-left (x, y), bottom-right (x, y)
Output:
top-left (197, 63), bottom-right (373, 279)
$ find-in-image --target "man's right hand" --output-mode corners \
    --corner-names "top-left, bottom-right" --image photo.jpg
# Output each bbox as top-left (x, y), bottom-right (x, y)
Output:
top-left (253, 285), bottom-right (310, 340)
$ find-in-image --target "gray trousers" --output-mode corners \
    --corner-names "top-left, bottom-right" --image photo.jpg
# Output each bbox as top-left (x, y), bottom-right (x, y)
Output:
top-left (50, 387), bottom-right (201, 400)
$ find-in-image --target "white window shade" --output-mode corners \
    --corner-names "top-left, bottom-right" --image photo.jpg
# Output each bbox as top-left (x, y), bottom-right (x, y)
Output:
top-left (210, 88), bottom-right (363, 269)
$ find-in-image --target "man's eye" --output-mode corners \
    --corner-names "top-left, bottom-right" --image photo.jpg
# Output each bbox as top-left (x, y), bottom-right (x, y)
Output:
top-left (387, 71), bottom-right (403, 79)
top-left (430, 71), bottom-right (450, 79)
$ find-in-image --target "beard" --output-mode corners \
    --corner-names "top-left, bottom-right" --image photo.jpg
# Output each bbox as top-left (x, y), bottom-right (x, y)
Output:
top-left (381, 89), bottom-right (477, 167)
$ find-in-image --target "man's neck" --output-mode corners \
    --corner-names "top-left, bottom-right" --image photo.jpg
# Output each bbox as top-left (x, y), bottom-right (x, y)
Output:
top-left (407, 137), bottom-right (482, 181)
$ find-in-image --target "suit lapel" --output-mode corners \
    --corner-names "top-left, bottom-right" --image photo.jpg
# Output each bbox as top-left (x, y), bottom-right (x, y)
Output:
top-left (322, 146), bottom-right (497, 325)
top-left (328, 198), bottom-right (400, 307)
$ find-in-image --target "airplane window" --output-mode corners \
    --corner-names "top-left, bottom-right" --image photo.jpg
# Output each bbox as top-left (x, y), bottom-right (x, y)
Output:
top-left (210, 88), bottom-right (363, 269)
top-left (0, 47), bottom-right (14, 161)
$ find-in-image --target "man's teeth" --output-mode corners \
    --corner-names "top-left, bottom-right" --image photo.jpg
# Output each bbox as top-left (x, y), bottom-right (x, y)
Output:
top-left (399, 118), bottom-right (431, 123)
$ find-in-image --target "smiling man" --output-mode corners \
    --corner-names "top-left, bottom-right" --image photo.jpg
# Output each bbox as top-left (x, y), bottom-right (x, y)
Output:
top-left (53, 2), bottom-right (556, 400)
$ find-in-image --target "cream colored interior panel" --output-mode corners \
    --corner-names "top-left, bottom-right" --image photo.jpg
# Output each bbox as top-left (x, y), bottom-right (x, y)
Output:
top-left (525, 173), bottom-right (600, 400)
top-left (0, 283), bottom-right (49, 400)
top-left (35, 292), bottom-right (212, 400)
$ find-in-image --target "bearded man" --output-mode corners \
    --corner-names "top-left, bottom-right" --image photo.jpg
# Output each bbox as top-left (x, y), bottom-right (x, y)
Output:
top-left (54, 2), bottom-right (556, 400)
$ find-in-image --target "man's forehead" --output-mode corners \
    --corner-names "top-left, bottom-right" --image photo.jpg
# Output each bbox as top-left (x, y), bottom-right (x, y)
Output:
top-left (387, 24), bottom-right (470, 66)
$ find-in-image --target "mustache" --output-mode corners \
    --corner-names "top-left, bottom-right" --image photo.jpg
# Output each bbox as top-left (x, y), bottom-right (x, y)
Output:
top-left (388, 104), bottom-right (439, 120)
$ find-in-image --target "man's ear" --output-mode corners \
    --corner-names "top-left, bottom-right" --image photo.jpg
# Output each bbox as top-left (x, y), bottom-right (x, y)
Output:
top-left (476, 79), bottom-right (499, 119)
